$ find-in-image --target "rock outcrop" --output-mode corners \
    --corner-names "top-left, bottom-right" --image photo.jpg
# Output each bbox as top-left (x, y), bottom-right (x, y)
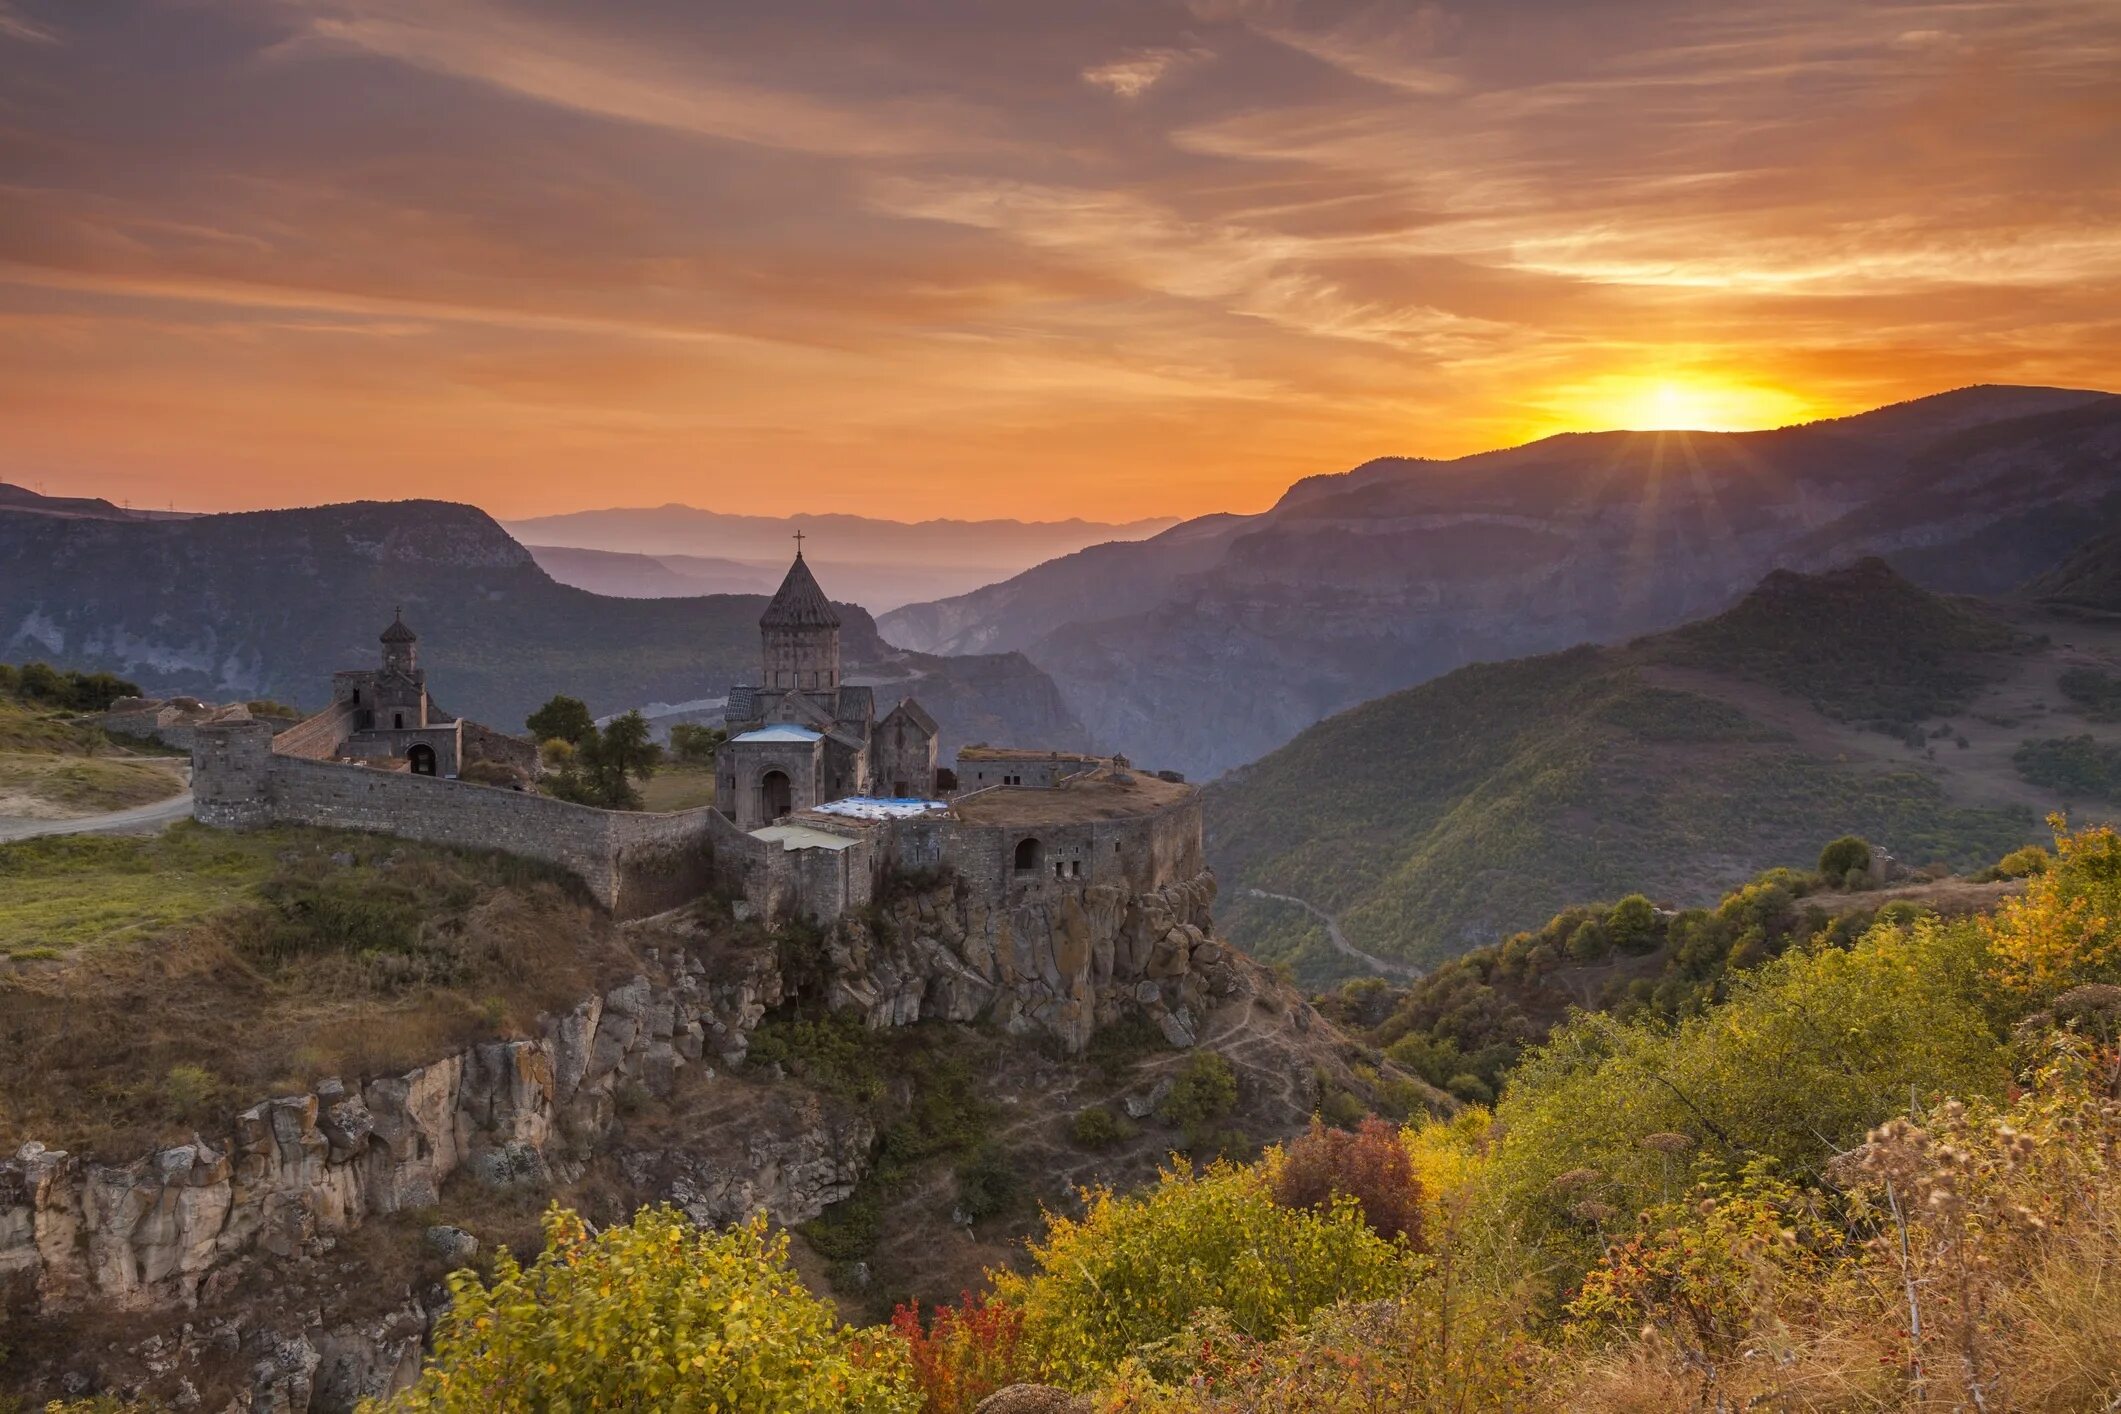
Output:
top-left (826, 870), bottom-right (1234, 1053)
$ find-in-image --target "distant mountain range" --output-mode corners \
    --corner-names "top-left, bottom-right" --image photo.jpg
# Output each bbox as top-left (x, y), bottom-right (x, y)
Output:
top-left (505, 506), bottom-right (1180, 613)
top-left (881, 385), bottom-right (2121, 779)
top-left (1206, 556), bottom-right (2121, 983)
top-left (0, 494), bottom-right (1085, 757)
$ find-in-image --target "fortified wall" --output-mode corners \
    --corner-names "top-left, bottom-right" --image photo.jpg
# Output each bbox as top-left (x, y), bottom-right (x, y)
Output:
top-left (192, 720), bottom-right (1203, 934)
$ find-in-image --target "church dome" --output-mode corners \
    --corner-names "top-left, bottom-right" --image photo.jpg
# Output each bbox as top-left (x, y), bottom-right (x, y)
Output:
top-left (760, 552), bottom-right (841, 630)
top-left (381, 609), bottom-right (418, 643)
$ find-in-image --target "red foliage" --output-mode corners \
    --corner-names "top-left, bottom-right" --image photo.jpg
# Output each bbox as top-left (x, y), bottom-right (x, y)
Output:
top-left (1271, 1115), bottom-right (1426, 1248)
top-left (887, 1289), bottom-right (1027, 1414)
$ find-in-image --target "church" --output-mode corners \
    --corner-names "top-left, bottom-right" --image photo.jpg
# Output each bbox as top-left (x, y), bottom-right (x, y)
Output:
top-left (715, 547), bottom-right (942, 828)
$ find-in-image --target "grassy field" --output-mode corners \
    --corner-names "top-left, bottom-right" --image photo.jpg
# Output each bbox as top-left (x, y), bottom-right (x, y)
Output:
top-left (0, 825), bottom-right (278, 955)
top-left (0, 822), bottom-right (660, 1157)
top-left (638, 762), bottom-right (721, 812)
top-left (0, 752), bottom-right (186, 815)
top-left (0, 697), bottom-right (188, 816)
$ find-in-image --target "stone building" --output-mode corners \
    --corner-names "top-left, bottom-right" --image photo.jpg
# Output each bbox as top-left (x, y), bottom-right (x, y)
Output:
top-left (267, 611), bottom-right (536, 781)
top-left (715, 551), bottom-right (940, 828)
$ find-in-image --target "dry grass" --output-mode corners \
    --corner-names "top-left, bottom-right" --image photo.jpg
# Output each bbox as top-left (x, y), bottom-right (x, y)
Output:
top-left (0, 826), bottom-right (644, 1157)
top-left (637, 762), bottom-right (721, 812)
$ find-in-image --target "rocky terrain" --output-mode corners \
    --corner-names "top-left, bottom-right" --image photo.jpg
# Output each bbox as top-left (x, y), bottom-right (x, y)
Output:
top-left (0, 496), bottom-right (1087, 759)
top-left (881, 387), bottom-right (2121, 778)
top-left (0, 854), bottom-right (1407, 1410)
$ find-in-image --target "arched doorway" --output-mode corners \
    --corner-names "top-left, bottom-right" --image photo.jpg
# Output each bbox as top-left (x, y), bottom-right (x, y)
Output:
top-left (760, 770), bottom-right (793, 821)
top-left (408, 744), bottom-right (437, 776)
top-left (1013, 837), bottom-right (1042, 874)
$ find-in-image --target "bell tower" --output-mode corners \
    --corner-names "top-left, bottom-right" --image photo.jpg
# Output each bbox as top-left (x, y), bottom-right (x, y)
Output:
top-left (759, 539), bottom-right (841, 693)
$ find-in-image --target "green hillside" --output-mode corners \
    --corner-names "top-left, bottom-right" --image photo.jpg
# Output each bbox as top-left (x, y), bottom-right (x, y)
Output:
top-left (1207, 562), bottom-right (2049, 981)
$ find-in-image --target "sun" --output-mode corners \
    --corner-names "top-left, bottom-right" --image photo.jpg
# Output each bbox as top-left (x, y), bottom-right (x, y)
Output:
top-left (1535, 374), bottom-right (1818, 436)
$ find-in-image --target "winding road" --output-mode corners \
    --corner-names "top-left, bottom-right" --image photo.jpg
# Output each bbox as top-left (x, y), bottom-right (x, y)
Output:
top-left (1245, 887), bottom-right (1422, 980)
top-left (0, 778), bottom-right (194, 844)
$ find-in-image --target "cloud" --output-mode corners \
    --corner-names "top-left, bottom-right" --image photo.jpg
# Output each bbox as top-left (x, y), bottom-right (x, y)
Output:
top-left (1081, 45), bottom-right (1212, 99)
top-left (0, 2), bottom-right (57, 44)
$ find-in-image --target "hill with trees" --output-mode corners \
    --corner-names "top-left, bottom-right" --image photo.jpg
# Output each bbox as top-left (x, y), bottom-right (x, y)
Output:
top-left (1204, 559), bottom-right (2121, 980)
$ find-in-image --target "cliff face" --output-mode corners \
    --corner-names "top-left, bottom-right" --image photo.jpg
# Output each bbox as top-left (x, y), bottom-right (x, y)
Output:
top-left (881, 390), bottom-right (2121, 778)
top-left (0, 863), bottom-right (1269, 1410)
top-left (0, 498), bottom-right (1084, 755)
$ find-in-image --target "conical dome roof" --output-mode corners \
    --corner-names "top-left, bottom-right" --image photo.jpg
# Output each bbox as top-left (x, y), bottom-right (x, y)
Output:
top-left (380, 608), bottom-right (418, 643)
top-left (761, 553), bottom-right (841, 629)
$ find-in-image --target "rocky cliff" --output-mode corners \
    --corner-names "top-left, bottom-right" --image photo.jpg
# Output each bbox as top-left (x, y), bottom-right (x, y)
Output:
top-left (0, 865), bottom-right (1306, 1410)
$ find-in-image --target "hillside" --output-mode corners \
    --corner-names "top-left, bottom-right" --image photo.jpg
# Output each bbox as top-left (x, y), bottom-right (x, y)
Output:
top-left (2029, 519), bottom-right (2121, 612)
top-left (1204, 560), bottom-right (2121, 980)
top-left (0, 664), bottom-right (186, 824)
top-left (882, 386), bottom-right (2120, 778)
top-left (0, 500), bottom-right (1086, 757)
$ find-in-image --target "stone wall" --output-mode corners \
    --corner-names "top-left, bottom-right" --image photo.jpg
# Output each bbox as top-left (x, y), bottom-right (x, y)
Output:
top-left (270, 702), bottom-right (358, 761)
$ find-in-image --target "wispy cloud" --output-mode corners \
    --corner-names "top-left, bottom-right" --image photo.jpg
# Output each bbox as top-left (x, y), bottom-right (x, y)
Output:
top-left (1082, 46), bottom-right (1212, 99)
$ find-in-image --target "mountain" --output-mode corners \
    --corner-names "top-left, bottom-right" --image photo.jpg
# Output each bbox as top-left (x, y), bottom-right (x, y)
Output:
top-left (504, 506), bottom-right (1180, 613)
top-left (525, 545), bottom-right (776, 598)
top-left (1204, 558), bottom-right (2121, 982)
top-left (0, 499), bottom-right (1086, 756)
top-left (881, 386), bottom-right (2120, 778)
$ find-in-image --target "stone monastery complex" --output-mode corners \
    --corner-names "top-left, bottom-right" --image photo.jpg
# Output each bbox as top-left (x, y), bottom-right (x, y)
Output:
top-left (193, 551), bottom-right (1203, 929)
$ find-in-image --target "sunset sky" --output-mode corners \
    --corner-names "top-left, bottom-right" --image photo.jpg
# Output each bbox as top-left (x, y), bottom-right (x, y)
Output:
top-left (2, 0), bottom-right (2116, 520)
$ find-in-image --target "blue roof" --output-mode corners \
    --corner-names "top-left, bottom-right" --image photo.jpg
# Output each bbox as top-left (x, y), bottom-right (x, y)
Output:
top-left (731, 725), bottom-right (823, 744)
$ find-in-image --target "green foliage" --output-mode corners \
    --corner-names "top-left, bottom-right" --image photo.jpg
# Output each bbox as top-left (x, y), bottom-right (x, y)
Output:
top-left (523, 694), bottom-right (594, 746)
top-left (746, 1014), bottom-right (890, 1103)
top-left (1158, 1052), bottom-right (1239, 1142)
top-left (1491, 913), bottom-right (2008, 1263)
top-left (541, 707), bottom-right (663, 809)
top-left (1817, 834), bottom-right (1872, 879)
top-left (2014, 734), bottom-right (2121, 800)
top-left (244, 698), bottom-right (301, 720)
top-left (1070, 1105), bottom-right (1139, 1150)
top-left (954, 1144), bottom-right (1023, 1222)
top-left (372, 1205), bottom-right (916, 1412)
top-left (1210, 638), bottom-right (2036, 982)
top-left (667, 722), bottom-right (726, 764)
top-left (1084, 1013), bottom-right (1169, 1081)
top-left (0, 660), bottom-right (141, 712)
top-left (1992, 843), bottom-right (2052, 879)
top-left (996, 1161), bottom-right (1415, 1384)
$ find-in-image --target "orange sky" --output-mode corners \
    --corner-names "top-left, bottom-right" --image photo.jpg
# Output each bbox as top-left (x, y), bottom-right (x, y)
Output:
top-left (1, 0), bottom-right (2116, 520)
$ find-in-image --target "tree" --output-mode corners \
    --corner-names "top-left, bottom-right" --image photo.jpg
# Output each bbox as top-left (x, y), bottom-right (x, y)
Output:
top-left (375, 1205), bottom-right (916, 1412)
top-left (524, 694), bottom-right (594, 747)
top-left (1818, 835), bottom-right (1872, 883)
top-left (577, 709), bottom-right (660, 807)
top-left (669, 722), bottom-right (726, 764)
top-left (1272, 1116), bottom-right (1426, 1246)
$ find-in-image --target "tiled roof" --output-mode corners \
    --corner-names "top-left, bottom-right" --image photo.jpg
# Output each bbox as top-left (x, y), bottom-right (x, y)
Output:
top-left (881, 696), bottom-right (938, 735)
top-left (760, 554), bottom-right (841, 629)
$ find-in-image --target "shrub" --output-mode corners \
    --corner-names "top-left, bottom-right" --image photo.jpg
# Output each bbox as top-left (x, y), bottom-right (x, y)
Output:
top-left (1605, 893), bottom-right (1660, 954)
top-left (888, 1291), bottom-right (1027, 1414)
top-left (1318, 1087), bottom-right (1368, 1129)
top-left (1271, 1116), bottom-right (1425, 1247)
top-left (161, 1062), bottom-right (218, 1116)
top-left (1983, 819), bottom-right (2121, 1001)
top-left (995, 1160), bottom-right (1414, 1382)
top-left (954, 1144), bottom-right (1022, 1222)
top-left (379, 1205), bottom-right (916, 1411)
top-left (1993, 844), bottom-right (2051, 879)
top-left (668, 722), bottom-right (726, 764)
top-left (1818, 835), bottom-right (1872, 881)
top-left (1070, 1105), bottom-right (1139, 1150)
top-left (1158, 1052), bottom-right (1238, 1140)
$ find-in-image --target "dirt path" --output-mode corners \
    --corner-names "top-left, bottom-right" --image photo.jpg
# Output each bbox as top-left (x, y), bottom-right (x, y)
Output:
top-left (0, 778), bottom-right (193, 843)
top-left (1245, 887), bottom-right (1422, 980)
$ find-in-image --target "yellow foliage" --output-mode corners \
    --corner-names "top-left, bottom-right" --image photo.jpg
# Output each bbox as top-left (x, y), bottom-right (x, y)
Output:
top-left (1983, 817), bottom-right (2121, 1000)
top-left (368, 1205), bottom-right (915, 1413)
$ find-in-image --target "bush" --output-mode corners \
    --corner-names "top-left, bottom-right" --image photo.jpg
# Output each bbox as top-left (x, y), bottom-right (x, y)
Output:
top-left (1070, 1105), bottom-right (1139, 1150)
top-left (1983, 819), bottom-right (2121, 1001)
top-left (954, 1144), bottom-right (1023, 1222)
top-left (994, 1160), bottom-right (1415, 1382)
top-left (1158, 1052), bottom-right (1238, 1139)
top-left (382, 1205), bottom-right (916, 1411)
top-left (887, 1292), bottom-right (1027, 1414)
top-left (1605, 894), bottom-right (1660, 954)
top-left (1, 661), bottom-right (143, 712)
top-left (1272, 1116), bottom-right (1425, 1246)
top-left (1818, 835), bottom-right (1872, 880)
top-left (1993, 844), bottom-right (2051, 879)
top-left (668, 722), bottom-right (726, 764)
